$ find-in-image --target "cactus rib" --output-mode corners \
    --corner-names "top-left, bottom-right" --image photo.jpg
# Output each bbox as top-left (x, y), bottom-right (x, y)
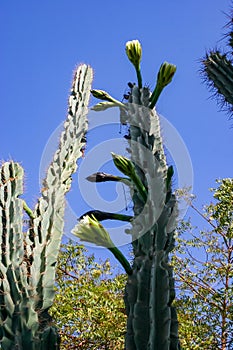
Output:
top-left (0, 64), bottom-right (93, 349)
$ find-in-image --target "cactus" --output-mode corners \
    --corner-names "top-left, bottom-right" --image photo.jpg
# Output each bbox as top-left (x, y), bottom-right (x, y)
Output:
top-left (72, 41), bottom-right (181, 349)
top-left (201, 8), bottom-right (233, 118)
top-left (0, 64), bottom-right (93, 349)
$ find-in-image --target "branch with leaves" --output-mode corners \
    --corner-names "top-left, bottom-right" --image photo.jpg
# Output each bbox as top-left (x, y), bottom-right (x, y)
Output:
top-left (173, 178), bottom-right (233, 350)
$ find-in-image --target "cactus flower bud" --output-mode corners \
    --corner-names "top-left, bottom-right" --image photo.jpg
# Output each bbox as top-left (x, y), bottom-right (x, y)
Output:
top-left (157, 62), bottom-right (176, 88)
top-left (125, 40), bottom-right (143, 88)
top-left (91, 90), bottom-right (126, 110)
top-left (111, 153), bottom-right (147, 202)
top-left (149, 61), bottom-right (176, 109)
top-left (111, 153), bottom-right (135, 178)
top-left (91, 89), bottom-right (115, 102)
top-left (125, 40), bottom-right (142, 70)
top-left (86, 172), bottom-right (131, 186)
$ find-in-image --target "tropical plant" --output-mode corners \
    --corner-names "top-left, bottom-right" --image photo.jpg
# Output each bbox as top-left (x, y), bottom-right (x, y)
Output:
top-left (72, 40), bottom-right (181, 349)
top-left (0, 64), bottom-right (93, 349)
top-left (174, 178), bottom-right (233, 349)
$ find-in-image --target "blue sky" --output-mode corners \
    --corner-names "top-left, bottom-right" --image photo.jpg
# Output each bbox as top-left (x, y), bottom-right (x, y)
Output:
top-left (1, 1), bottom-right (232, 266)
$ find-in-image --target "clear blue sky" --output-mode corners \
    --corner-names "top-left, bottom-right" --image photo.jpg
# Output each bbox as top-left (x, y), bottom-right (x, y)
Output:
top-left (1, 1), bottom-right (232, 267)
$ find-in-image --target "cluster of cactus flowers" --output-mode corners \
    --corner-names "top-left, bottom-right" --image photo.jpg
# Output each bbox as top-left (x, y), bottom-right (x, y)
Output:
top-left (72, 40), bottom-right (181, 349)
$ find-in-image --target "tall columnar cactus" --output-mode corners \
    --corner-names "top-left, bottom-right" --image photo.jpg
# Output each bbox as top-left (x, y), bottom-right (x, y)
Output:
top-left (72, 41), bottom-right (181, 349)
top-left (202, 8), bottom-right (233, 118)
top-left (0, 64), bottom-right (93, 349)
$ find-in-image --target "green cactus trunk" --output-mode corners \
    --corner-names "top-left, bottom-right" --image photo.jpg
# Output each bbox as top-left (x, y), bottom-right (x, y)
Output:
top-left (0, 64), bottom-right (93, 349)
top-left (71, 40), bottom-right (181, 349)
top-left (122, 86), bottom-right (180, 350)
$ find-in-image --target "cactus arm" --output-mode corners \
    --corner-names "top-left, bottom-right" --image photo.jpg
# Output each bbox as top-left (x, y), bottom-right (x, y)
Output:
top-left (201, 8), bottom-right (233, 119)
top-left (202, 51), bottom-right (233, 109)
top-left (0, 162), bottom-right (39, 348)
top-left (0, 162), bottom-right (23, 348)
top-left (0, 162), bottom-right (24, 268)
top-left (26, 64), bottom-right (93, 314)
top-left (0, 64), bottom-right (93, 349)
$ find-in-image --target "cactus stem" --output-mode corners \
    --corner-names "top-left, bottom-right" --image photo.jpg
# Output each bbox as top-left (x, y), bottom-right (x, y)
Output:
top-left (131, 170), bottom-right (148, 203)
top-left (108, 247), bottom-right (132, 275)
top-left (149, 84), bottom-right (163, 109)
top-left (136, 67), bottom-right (142, 89)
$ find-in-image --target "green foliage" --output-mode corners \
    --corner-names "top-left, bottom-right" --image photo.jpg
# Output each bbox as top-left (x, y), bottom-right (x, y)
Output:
top-left (0, 64), bottom-right (93, 349)
top-left (173, 178), bottom-right (233, 349)
top-left (51, 178), bottom-right (233, 349)
top-left (50, 242), bottom-right (126, 350)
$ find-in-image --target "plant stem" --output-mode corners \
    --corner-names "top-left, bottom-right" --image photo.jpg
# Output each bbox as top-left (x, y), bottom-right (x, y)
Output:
top-left (149, 85), bottom-right (163, 109)
top-left (136, 68), bottom-right (142, 89)
top-left (131, 171), bottom-right (147, 203)
top-left (108, 247), bottom-right (132, 275)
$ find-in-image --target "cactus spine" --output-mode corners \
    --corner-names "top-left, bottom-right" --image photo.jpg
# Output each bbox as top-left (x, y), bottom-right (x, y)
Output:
top-left (202, 8), bottom-right (233, 117)
top-left (0, 64), bottom-right (93, 349)
top-left (72, 41), bottom-right (180, 349)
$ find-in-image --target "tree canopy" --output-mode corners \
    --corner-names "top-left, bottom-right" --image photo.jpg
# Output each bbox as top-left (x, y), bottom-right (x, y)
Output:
top-left (173, 178), bottom-right (233, 349)
top-left (51, 178), bottom-right (233, 349)
top-left (50, 243), bottom-right (127, 349)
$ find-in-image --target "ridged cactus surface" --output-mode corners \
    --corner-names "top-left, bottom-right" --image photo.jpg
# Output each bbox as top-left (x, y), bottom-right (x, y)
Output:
top-left (202, 51), bottom-right (233, 112)
top-left (0, 64), bottom-right (93, 349)
top-left (123, 87), bottom-right (180, 350)
top-left (202, 8), bottom-right (233, 118)
top-left (72, 41), bottom-right (181, 349)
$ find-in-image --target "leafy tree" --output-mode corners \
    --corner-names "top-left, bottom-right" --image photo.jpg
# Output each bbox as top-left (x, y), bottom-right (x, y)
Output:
top-left (50, 242), bottom-right (126, 349)
top-left (51, 178), bottom-right (232, 349)
top-left (173, 178), bottom-right (233, 349)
